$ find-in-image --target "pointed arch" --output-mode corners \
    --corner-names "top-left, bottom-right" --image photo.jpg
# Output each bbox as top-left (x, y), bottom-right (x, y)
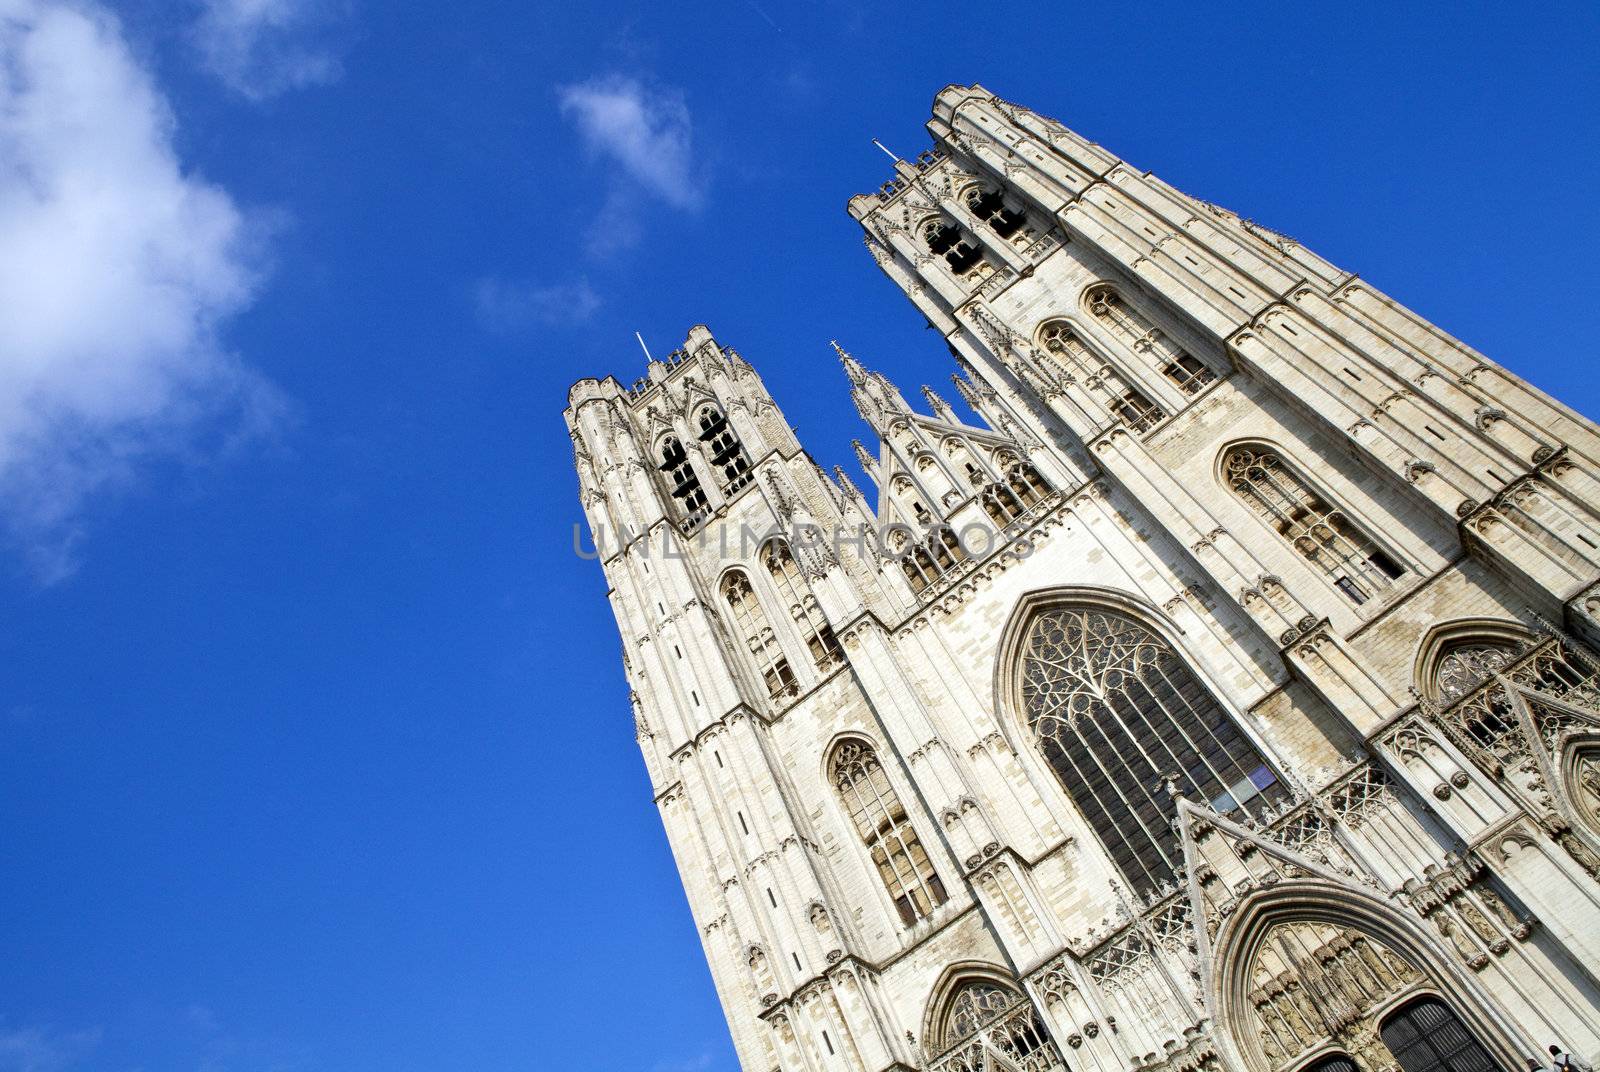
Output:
top-left (922, 215), bottom-right (991, 280)
top-left (657, 434), bottom-right (709, 526)
top-left (1219, 440), bottom-right (1405, 604)
top-left (720, 567), bottom-right (796, 699)
top-left (995, 586), bottom-right (1287, 897)
top-left (693, 402), bottom-right (753, 495)
top-left (1559, 733), bottom-right (1600, 839)
top-left (1035, 316), bottom-right (1164, 433)
top-left (962, 181), bottom-right (1029, 242)
top-left (1209, 881), bottom-right (1526, 1072)
top-left (826, 736), bottom-right (947, 928)
top-left (920, 963), bottom-right (1067, 1071)
top-left (1082, 282), bottom-right (1218, 397)
top-left (760, 538), bottom-right (842, 672)
top-left (1411, 618), bottom-right (1537, 705)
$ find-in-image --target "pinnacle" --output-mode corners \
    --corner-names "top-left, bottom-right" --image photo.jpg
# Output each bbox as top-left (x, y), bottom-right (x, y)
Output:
top-left (832, 339), bottom-right (867, 383)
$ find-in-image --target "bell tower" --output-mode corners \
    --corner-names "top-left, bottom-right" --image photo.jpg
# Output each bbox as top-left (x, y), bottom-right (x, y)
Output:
top-left (572, 86), bottom-right (1600, 1072)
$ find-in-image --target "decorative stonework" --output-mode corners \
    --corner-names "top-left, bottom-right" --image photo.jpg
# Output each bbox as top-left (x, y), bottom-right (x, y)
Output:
top-left (573, 85), bottom-right (1600, 1072)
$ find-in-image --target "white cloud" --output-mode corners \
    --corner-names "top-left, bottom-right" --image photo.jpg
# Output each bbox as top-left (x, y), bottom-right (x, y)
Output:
top-left (0, 0), bottom-right (283, 580)
top-left (0, 1021), bottom-right (101, 1072)
top-left (191, 0), bottom-right (342, 101)
top-left (558, 75), bottom-right (705, 240)
top-left (474, 276), bottom-right (602, 331)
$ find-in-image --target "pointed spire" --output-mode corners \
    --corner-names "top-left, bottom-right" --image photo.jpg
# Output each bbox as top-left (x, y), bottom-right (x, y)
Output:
top-left (921, 385), bottom-right (955, 423)
top-left (852, 438), bottom-right (879, 481)
top-left (832, 340), bottom-right (867, 384)
top-left (835, 339), bottom-right (911, 435)
top-left (951, 372), bottom-right (981, 411)
top-left (833, 465), bottom-right (867, 505)
top-left (764, 468), bottom-right (798, 525)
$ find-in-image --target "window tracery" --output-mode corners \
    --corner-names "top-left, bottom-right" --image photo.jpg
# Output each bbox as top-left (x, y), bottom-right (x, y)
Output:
top-left (981, 459), bottom-right (1049, 527)
top-left (1434, 641), bottom-right (1521, 706)
top-left (928, 978), bottom-right (1066, 1072)
top-left (762, 540), bottom-right (843, 672)
top-left (722, 569), bottom-right (796, 698)
top-left (1222, 445), bottom-right (1404, 604)
top-left (829, 739), bottom-right (947, 927)
top-left (1038, 320), bottom-right (1164, 434)
top-left (1084, 284), bottom-right (1217, 397)
top-left (942, 981), bottom-right (1016, 1045)
top-left (1018, 604), bottom-right (1286, 895)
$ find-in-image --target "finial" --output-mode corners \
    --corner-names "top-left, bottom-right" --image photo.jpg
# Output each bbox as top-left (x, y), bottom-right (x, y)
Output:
top-left (951, 372), bottom-right (981, 410)
top-left (852, 439), bottom-right (876, 472)
top-left (1164, 773), bottom-right (1185, 801)
top-left (833, 465), bottom-right (865, 502)
top-left (921, 385), bottom-right (955, 421)
top-left (833, 339), bottom-right (868, 385)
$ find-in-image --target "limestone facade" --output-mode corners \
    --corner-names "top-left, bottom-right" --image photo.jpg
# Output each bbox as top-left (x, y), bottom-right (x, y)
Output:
top-left (565, 84), bottom-right (1600, 1072)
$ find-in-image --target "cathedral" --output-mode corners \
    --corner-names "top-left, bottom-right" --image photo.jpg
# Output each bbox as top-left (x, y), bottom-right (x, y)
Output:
top-left (564, 84), bottom-right (1600, 1072)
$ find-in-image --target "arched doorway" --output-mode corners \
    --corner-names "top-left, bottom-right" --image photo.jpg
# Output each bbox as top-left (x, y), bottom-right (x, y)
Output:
top-left (1380, 997), bottom-right (1502, 1072)
top-left (1303, 1053), bottom-right (1360, 1072)
top-left (1210, 883), bottom-right (1526, 1072)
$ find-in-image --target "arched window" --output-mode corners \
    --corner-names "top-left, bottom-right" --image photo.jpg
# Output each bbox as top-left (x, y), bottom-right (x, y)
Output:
top-left (1417, 628), bottom-right (1597, 754)
top-left (1004, 460), bottom-right (1049, 503)
top-left (924, 219), bottom-right (989, 279)
top-left (964, 185), bottom-right (1027, 241)
top-left (762, 540), bottom-right (842, 672)
top-left (829, 739), bottom-right (947, 926)
top-left (1434, 638), bottom-right (1523, 706)
top-left (982, 485), bottom-right (1025, 527)
top-left (1038, 320), bottom-right (1164, 434)
top-left (659, 437), bottom-right (708, 525)
top-left (1379, 997), bottom-right (1499, 1072)
top-left (722, 570), bottom-right (796, 698)
top-left (1222, 444), bottom-right (1404, 605)
top-left (1085, 284), bottom-right (1217, 397)
top-left (929, 977), bottom-right (1065, 1071)
top-left (939, 981), bottom-right (1018, 1048)
top-left (696, 406), bottom-right (753, 494)
top-left (1018, 603), bottom-right (1286, 895)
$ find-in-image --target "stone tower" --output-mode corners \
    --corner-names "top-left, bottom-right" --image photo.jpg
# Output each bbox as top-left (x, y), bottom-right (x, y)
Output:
top-left (566, 84), bottom-right (1600, 1072)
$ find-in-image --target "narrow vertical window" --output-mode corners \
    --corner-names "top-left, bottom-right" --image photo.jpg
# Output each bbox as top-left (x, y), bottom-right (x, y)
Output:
top-left (659, 436), bottom-right (708, 525)
top-left (1038, 320), bottom-right (1164, 434)
top-left (723, 570), bottom-right (796, 698)
top-left (830, 739), bottom-right (947, 926)
top-left (696, 405), bottom-right (753, 494)
top-left (763, 540), bottom-right (843, 672)
top-left (1222, 444), bottom-right (1403, 604)
top-left (1084, 284), bottom-right (1216, 396)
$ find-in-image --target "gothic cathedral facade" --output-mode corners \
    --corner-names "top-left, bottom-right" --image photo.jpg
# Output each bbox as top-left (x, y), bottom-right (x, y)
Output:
top-left (565, 85), bottom-right (1600, 1072)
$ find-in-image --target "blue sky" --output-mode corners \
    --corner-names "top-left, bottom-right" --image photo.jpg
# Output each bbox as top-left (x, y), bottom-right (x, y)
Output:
top-left (1, 1), bottom-right (1597, 1070)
